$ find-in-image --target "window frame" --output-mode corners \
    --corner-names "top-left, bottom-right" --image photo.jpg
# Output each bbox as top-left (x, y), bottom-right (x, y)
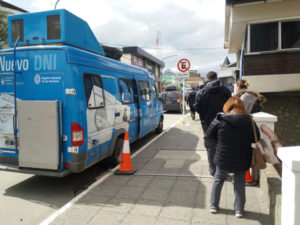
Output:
top-left (83, 73), bottom-right (105, 109)
top-left (118, 77), bottom-right (138, 105)
top-left (246, 18), bottom-right (300, 55)
top-left (137, 80), bottom-right (151, 102)
top-left (152, 83), bottom-right (159, 100)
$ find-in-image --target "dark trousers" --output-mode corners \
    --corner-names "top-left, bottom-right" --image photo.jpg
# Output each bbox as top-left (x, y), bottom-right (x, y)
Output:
top-left (203, 128), bottom-right (217, 176)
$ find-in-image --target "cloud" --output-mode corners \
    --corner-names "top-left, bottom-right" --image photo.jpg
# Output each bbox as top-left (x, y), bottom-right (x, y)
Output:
top-left (6, 0), bottom-right (232, 72)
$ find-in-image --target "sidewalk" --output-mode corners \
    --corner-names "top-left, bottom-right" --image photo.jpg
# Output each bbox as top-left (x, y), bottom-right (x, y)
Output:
top-left (48, 115), bottom-right (273, 225)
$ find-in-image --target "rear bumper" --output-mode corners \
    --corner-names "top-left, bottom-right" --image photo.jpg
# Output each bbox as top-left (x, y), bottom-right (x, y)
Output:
top-left (163, 104), bottom-right (181, 111)
top-left (0, 164), bottom-right (71, 177)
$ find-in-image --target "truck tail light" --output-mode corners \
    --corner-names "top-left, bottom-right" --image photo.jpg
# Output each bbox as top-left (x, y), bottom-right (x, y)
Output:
top-left (177, 98), bottom-right (181, 104)
top-left (71, 123), bottom-right (84, 146)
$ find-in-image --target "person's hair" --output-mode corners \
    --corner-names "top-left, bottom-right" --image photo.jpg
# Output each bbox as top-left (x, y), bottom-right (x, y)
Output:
top-left (206, 71), bottom-right (218, 81)
top-left (236, 79), bottom-right (249, 90)
top-left (223, 96), bottom-right (247, 114)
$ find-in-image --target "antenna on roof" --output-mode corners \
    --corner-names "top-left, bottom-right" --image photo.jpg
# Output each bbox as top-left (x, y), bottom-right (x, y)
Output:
top-left (55, 0), bottom-right (60, 9)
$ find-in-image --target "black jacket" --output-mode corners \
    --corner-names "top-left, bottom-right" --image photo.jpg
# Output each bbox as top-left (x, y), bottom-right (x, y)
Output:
top-left (206, 113), bottom-right (260, 172)
top-left (195, 80), bottom-right (231, 130)
top-left (187, 91), bottom-right (196, 107)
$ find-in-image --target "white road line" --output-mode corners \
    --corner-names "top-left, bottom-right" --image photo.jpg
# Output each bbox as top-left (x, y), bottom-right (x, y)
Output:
top-left (39, 114), bottom-right (188, 225)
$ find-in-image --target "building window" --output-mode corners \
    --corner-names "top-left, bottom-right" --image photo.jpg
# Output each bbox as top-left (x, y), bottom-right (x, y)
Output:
top-left (84, 73), bottom-right (105, 109)
top-left (250, 22), bottom-right (278, 52)
top-left (282, 21), bottom-right (300, 49)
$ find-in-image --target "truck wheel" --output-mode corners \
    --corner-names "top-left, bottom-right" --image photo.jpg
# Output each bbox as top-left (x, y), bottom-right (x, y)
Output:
top-left (155, 116), bottom-right (164, 134)
top-left (108, 137), bottom-right (123, 167)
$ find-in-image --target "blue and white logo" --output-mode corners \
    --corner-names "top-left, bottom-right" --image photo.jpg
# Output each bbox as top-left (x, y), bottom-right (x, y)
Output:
top-left (34, 74), bottom-right (41, 85)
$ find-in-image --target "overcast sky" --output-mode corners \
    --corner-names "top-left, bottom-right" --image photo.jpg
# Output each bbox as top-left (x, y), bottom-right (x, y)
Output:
top-left (6, 0), bottom-right (235, 76)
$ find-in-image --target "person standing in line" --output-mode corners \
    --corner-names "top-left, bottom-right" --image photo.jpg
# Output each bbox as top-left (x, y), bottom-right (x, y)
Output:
top-left (207, 97), bottom-right (260, 218)
top-left (236, 79), bottom-right (266, 114)
top-left (187, 87), bottom-right (197, 120)
top-left (194, 71), bottom-right (231, 176)
top-left (236, 79), bottom-right (266, 186)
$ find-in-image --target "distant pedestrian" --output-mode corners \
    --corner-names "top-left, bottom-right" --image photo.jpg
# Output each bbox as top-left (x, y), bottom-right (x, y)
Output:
top-left (206, 96), bottom-right (260, 218)
top-left (235, 79), bottom-right (266, 186)
top-left (187, 87), bottom-right (196, 120)
top-left (194, 71), bottom-right (231, 176)
top-left (236, 79), bottom-right (266, 114)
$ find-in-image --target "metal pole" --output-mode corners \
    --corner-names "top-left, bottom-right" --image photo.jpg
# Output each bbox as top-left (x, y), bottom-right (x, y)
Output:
top-left (13, 36), bottom-right (20, 152)
top-left (182, 77), bottom-right (185, 124)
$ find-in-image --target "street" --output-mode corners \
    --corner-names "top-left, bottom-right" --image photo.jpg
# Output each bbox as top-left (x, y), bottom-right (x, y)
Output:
top-left (0, 111), bottom-right (190, 225)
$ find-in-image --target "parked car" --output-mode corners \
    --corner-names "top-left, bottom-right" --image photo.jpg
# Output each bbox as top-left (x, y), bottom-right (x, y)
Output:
top-left (160, 91), bottom-right (185, 113)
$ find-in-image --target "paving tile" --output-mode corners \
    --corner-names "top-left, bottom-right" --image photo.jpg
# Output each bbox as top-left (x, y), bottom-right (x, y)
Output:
top-left (159, 204), bottom-right (193, 221)
top-left (148, 176), bottom-right (176, 189)
top-left (121, 215), bottom-right (157, 225)
top-left (173, 178), bottom-right (199, 192)
top-left (141, 187), bottom-right (170, 201)
top-left (155, 217), bottom-right (190, 225)
top-left (88, 184), bottom-right (121, 197)
top-left (166, 189), bottom-right (196, 207)
top-left (114, 186), bottom-right (144, 201)
top-left (87, 211), bottom-right (126, 225)
top-left (101, 175), bottom-right (131, 186)
top-left (101, 198), bottom-right (135, 213)
top-left (126, 176), bottom-right (152, 187)
top-left (51, 206), bottom-right (98, 225)
top-left (191, 207), bottom-right (227, 224)
top-left (129, 199), bottom-right (163, 217)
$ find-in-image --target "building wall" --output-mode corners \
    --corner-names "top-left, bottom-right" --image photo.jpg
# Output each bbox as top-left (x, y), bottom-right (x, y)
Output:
top-left (262, 92), bottom-right (300, 146)
top-left (120, 53), bottom-right (132, 65)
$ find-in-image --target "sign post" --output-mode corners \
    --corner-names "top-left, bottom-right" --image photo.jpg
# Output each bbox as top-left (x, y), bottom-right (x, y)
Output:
top-left (177, 59), bottom-right (191, 123)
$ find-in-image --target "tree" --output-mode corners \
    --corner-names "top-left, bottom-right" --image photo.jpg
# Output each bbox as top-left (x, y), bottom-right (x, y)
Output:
top-left (0, 8), bottom-right (8, 49)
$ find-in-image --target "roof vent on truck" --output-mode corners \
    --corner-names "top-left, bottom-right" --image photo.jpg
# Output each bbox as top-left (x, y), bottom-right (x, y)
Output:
top-left (8, 9), bottom-right (105, 56)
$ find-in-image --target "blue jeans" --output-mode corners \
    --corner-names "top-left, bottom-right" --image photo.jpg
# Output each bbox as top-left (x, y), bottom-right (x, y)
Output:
top-left (210, 167), bottom-right (246, 211)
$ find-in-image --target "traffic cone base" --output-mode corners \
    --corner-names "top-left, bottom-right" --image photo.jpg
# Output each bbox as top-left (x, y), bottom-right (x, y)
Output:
top-left (115, 132), bottom-right (136, 175)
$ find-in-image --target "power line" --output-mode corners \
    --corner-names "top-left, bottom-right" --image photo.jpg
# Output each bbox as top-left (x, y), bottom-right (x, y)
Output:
top-left (100, 41), bottom-right (224, 51)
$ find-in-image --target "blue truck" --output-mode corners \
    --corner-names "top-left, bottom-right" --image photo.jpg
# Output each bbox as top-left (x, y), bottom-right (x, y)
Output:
top-left (0, 9), bottom-right (164, 177)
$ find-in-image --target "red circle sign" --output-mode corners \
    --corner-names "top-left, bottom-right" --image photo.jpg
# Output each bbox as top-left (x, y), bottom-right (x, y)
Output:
top-left (177, 58), bottom-right (191, 72)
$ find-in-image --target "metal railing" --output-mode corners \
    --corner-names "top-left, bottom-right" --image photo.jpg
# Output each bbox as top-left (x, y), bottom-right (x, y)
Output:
top-left (259, 124), bottom-right (282, 177)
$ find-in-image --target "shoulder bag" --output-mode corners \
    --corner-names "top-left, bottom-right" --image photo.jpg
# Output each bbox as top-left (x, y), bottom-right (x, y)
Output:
top-left (251, 118), bottom-right (266, 170)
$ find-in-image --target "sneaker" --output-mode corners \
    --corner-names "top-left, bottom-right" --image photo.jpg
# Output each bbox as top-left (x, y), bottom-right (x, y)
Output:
top-left (235, 211), bottom-right (244, 218)
top-left (209, 206), bottom-right (218, 214)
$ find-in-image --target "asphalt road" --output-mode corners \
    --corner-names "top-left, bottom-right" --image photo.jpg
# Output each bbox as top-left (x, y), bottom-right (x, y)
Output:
top-left (0, 111), bottom-right (188, 225)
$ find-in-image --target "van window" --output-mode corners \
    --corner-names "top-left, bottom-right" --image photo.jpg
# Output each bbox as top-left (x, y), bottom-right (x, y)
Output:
top-left (152, 84), bottom-right (159, 100)
top-left (84, 73), bottom-right (105, 109)
top-left (119, 78), bottom-right (138, 104)
top-left (138, 80), bottom-right (151, 102)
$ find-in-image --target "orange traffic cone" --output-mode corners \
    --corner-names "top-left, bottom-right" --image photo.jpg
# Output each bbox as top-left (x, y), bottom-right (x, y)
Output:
top-left (245, 168), bottom-right (253, 183)
top-left (115, 132), bottom-right (136, 175)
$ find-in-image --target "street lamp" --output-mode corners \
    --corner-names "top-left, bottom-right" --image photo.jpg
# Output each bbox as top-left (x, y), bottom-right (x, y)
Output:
top-left (55, 0), bottom-right (60, 9)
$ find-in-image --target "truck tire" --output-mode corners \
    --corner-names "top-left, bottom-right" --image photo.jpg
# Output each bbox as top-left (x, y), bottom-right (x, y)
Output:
top-left (155, 116), bottom-right (164, 134)
top-left (108, 137), bottom-right (123, 167)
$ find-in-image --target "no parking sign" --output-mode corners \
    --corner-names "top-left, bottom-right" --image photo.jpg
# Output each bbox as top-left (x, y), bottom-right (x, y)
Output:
top-left (177, 58), bottom-right (191, 73)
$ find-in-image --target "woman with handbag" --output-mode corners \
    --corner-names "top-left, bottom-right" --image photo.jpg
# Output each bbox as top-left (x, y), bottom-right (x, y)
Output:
top-left (236, 79), bottom-right (267, 186)
top-left (206, 96), bottom-right (260, 218)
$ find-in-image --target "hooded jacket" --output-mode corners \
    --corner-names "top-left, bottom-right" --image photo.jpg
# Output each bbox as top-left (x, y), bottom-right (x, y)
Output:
top-left (206, 113), bottom-right (260, 172)
top-left (236, 90), bottom-right (267, 114)
top-left (195, 80), bottom-right (231, 130)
